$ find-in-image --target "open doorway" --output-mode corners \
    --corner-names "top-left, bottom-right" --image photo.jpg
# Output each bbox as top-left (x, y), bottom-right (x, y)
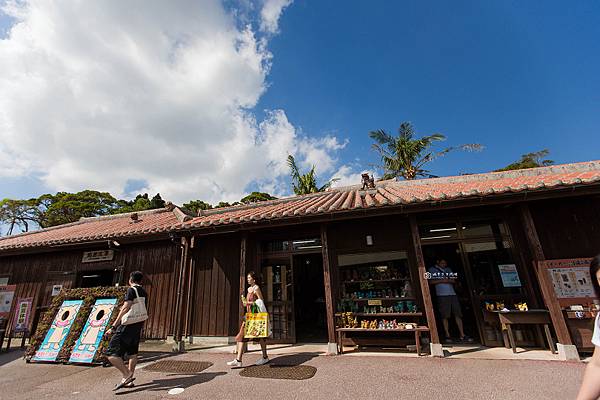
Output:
top-left (422, 243), bottom-right (480, 343)
top-left (77, 269), bottom-right (115, 288)
top-left (293, 253), bottom-right (327, 343)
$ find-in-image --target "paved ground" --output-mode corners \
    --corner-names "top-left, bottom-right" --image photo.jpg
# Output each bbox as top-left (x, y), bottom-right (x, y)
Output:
top-left (0, 349), bottom-right (585, 400)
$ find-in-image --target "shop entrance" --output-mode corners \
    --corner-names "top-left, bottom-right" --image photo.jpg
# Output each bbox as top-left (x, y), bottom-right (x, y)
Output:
top-left (422, 243), bottom-right (480, 343)
top-left (76, 269), bottom-right (115, 288)
top-left (293, 253), bottom-right (327, 343)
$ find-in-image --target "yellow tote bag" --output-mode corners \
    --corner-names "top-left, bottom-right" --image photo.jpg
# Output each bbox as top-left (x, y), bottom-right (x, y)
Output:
top-left (244, 312), bottom-right (269, 339)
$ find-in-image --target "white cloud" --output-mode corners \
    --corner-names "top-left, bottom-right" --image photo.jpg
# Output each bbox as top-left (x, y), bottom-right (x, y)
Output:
top-left (260, 0), bottom-right (293, 34)
top-left (0, 0), bottom-right (345, 205)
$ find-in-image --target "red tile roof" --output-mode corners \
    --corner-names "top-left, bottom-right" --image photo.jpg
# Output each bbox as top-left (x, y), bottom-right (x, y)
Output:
top-left (178, 160), bottom-right (600, 229)
top-left (1, 160), bottom-right (599, 252)
top-left (0, 208), bottom-right (182, 251)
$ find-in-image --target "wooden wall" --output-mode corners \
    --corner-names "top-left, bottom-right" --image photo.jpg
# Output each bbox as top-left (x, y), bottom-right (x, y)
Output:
top-left (0, 240), bottom-right (180, 340)
top-left (529, 195), bottom-right (600, 259)
top-left (189, 233), bottom-right (241, 337)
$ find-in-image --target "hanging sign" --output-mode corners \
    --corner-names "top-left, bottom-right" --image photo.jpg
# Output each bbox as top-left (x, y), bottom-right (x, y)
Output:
top-left (498, 264), bottom-right (522, 287)
top-left (32, 299), bottom-right (83, 362)
top-left (0, 285), bottom-right (16, 319)
top-left (69, 298), bottom-right (117, 364)
top-left (82, 250), bottom-right (114, 263)
top-left (12, 297), bottom-right (34, 334)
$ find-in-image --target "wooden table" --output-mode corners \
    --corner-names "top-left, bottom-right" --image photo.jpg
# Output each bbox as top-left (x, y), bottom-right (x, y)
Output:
top-left (336, 326), bottom-right (430, 355)
top-left (494, 310), bottom-right (556, 354)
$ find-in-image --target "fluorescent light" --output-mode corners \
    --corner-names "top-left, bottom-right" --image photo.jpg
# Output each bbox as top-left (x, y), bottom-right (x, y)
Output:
top-left (82, 275), bottom-right (101, 278)
top-left (421, 235), bottom-right (452, 240)
top-left (292, 240), bottom-right (318, 245)
top-left (429, 227), bottom-right (457, 232)
top-left (295, 245), bottom-right (322, 249)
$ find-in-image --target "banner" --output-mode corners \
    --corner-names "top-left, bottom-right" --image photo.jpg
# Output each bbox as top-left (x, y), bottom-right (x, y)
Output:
top-left (0, 285), bottom-right (16, 319)
top-left (32, 299), bottom-right (83, 362)
top-left (69, 298), bottom-right (117, 364)
top-left (12, 297), bottom-right (34, 334)
top-left (244, 312), bottom-right (269, 338)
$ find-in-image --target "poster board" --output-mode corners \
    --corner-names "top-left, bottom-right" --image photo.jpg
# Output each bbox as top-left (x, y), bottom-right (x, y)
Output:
top-left (69, 298), bottom-right (117, 364)
top-left (12, 297), bottom-right (34, 334)
top-left (498, 264), bottom-right (522, 287)
top-left (0, 285), bottom-right (17, 319)
top-left (541, 258), bottom-right (594, 307)
top-left (32, 299), bottom-right (83, 362)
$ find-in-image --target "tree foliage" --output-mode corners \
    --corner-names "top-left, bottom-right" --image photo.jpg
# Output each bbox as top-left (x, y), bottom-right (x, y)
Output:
top-left (240, 192), bottom-right (277, 204)
top-left (369, 122), bottom-right (482, 180)
top-left (287, 155), bottom-right (338, 195)
top-left (495, 149), bottom-right (554, 172)
top-left (183, 200), bottom-right (213, 215)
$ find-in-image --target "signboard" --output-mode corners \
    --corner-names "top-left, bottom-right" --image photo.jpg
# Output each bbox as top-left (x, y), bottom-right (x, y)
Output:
top-left (0, 285), bottom-right (17, 319)
top-left (12, 297), bottom-right (33, 334)
top-left (32, 299), bottom-right (83, 363)
top-left (367, 300), bottom-right (382, 306)
top-left (544, 258), bottom-right (594, 300)
top-left (82, 250), bottom-right (114, 263)
top-left (498, 264), bottom-right (522, 287)
top-left (51, 285), bottom-right (63, 297)
top-left (69, 298), bottom-right (117, 364)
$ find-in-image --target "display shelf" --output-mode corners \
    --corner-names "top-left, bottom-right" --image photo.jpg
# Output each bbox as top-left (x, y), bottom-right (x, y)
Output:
top-left (338, 312), bottom-right (422, 317)
top-left (342, 279), bottom-right (409, 284)
top-left (347, 297), bottom-right (416, 302)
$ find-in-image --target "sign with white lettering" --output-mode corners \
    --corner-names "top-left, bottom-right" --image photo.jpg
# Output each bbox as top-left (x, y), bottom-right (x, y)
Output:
top-left (82, 250), bottom-right (114, 263)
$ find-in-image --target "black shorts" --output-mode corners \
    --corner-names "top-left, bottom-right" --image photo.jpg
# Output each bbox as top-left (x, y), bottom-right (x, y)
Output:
top-left (437, 295), bottom-right (462, 319)
top-left (105, 325), bottom-right (142, 358)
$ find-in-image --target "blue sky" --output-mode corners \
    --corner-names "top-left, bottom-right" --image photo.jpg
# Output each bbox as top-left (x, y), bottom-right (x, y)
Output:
top-left (0, 0), bottom-right (599, 206)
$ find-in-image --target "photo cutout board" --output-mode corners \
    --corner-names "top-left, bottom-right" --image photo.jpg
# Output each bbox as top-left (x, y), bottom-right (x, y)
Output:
top-left (69, 298), bottom-right (117, 364)
top-left (32, 299), bottom-right (83, 362)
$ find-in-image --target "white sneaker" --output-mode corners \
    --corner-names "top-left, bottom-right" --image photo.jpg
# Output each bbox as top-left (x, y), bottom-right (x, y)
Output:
top-left (255, 357), bottom-right (270, 366)
top-left (227, 359), bottom-right (242, 367)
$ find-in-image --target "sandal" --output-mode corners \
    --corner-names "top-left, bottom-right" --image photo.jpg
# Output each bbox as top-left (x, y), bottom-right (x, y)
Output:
top-left (113, 376), bottom-right (136, 391)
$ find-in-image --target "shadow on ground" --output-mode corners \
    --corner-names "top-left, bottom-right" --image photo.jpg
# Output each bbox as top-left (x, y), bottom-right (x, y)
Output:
top-left (0, 350), bottom-right (25, 367)
top-left (116, 372), bottom-right (226, 395)
top-left (268, 352), bottom-right (319, 366)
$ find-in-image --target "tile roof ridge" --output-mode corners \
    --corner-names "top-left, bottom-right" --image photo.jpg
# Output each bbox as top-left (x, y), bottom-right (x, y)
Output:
top-left (194, 191), bottom-right (335, 218)
top-left (79, 207), bottom-right (169, 222)
top-left (0, 218), bottom-right (91, 242)
top-left (387, 160), bottom-right (600, 187)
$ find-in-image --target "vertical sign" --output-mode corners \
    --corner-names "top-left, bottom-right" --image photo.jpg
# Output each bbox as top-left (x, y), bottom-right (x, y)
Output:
top-left (12, 297), bottom-right (33, 334)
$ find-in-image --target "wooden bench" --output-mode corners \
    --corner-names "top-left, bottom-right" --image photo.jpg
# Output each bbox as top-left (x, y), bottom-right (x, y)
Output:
top-left (336, 326), bottom-right (430, 355)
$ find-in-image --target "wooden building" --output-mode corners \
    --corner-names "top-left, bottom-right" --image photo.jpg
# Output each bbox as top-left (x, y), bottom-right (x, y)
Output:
top-left (1, 160), bottom-right (599, 359)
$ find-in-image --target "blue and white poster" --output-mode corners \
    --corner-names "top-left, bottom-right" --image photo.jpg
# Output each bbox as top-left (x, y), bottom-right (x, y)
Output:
top-left (32, 299), bottom-right (83, 362)
top-left (69, 298), bottom-right (117, 364)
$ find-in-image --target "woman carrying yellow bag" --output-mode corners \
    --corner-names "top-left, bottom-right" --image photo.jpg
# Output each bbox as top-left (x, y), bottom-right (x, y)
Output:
top-left (227, 271), bottom-right (269, 367)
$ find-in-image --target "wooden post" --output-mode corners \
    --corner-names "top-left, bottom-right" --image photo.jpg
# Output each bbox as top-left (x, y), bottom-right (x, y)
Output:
top-left (184, 236), bottom-right (196, 338)
top-left (518, 204), bottom-right (573, 347)
top-left (409, 216), bottom-right (440, 348)
top-left (239, 233), bottom-right (247, 322)
top-left (172, 236), bottom-right (190, 351)
top-left (320, 224), bottom-right (337, 354)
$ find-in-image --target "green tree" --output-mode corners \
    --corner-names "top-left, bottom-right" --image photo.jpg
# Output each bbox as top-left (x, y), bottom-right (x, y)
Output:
top-left (495, 149), bottom-right (554, 172)
top-left (0, 198), bottom-right (39, 234)
top-left (40, 190), bottom-right (120, 227)
top-left (369, 122), bottom-right (482, 180)
top-left (287, 155), bottom-right (338, 195)
top-left (150, 193), bottom-right (166, 209)
top-left (183, 200), bottom-right (213, 214)
top-left (240, 192), bottom-right (277, 204)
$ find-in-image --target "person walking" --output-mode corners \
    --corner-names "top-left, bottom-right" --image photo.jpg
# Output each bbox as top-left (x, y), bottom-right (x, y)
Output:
top-left (227, 271), bottom-right (269, 367)
top-left (576, 255), bottom-right (600, 400)
top-left (428, 258), bottom-right (472, 343)
top-left (105, 271), bottom-right (148, 390)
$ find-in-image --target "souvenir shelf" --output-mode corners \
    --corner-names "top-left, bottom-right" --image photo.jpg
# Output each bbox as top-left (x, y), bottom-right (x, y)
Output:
top-left (336, 258), bottom-right (425, 349)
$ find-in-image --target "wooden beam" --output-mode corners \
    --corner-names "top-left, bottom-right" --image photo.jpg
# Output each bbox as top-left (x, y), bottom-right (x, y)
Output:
top-left (409, 215), bottom-right (440, 344)
top-left (320, 224), bottom-right (336, 344)
top-left (239, 233), bottom-right (247, 323)
top-left (518, 203), bottom-right (572, 345)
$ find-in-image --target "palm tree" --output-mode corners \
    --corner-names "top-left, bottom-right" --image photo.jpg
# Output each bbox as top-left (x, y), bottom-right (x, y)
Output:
top-left (287, 155), bottom-right (339, 195)
top-left (369, 122), bottom-right (482, 180)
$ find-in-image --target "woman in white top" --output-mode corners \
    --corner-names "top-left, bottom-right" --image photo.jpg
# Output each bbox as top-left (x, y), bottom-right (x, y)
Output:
top-left (577, 255), bottom-right (600, 400)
